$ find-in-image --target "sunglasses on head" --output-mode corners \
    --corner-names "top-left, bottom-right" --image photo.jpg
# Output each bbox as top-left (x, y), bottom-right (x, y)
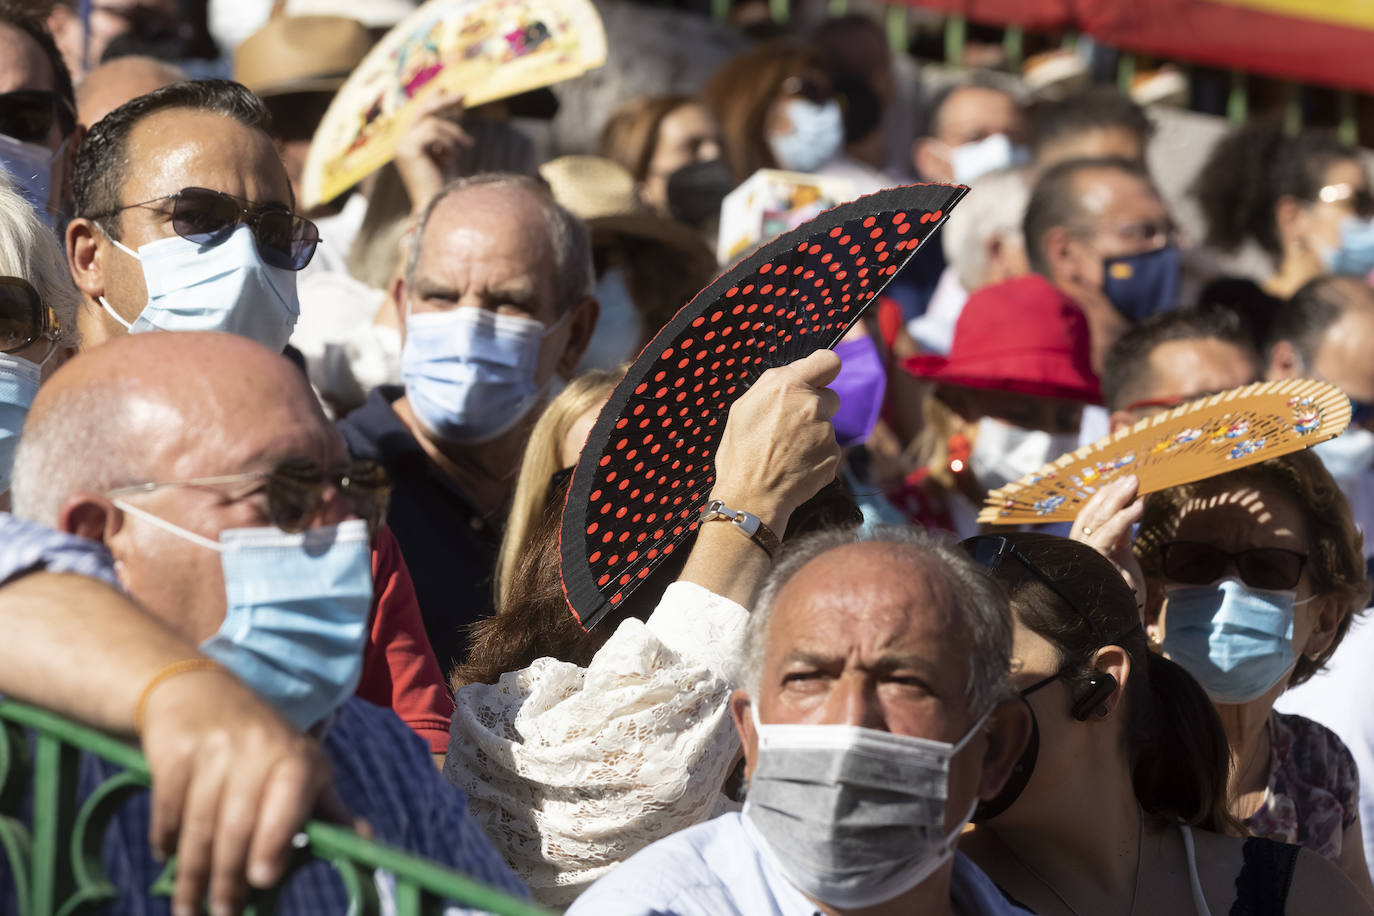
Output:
top-left (0, 277), bottom-right (60, 355)
top-left (961, 534), bottom-right (1103, 642)
top-left (107, 457), bottom-right (390, 536)
top-left (1160, 541), bottom-right (1307, 592)
top-left (91, 187), bottom-right (320, 271)
top-left (0, 90), bottom-right (76, 145)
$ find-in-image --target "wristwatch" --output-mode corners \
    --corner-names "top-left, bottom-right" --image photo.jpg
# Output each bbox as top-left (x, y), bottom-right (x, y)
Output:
top-left (699, 499), bottom-right (781, 559)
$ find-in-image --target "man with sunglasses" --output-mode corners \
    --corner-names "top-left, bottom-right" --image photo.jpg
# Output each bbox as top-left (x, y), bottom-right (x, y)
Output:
top-left (8, 330), bottom-right (527, 911)
top-left (0, 2), bottom-right (80, 228)
top-left (1267, 275), bottom-right (1374, 568)
top-left (65, 79), bottom-right (317, 352)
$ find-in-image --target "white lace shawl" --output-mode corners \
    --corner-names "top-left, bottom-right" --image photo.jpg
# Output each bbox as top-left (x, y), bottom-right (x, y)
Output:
top-left (447, 581), bottom-right (749, 907)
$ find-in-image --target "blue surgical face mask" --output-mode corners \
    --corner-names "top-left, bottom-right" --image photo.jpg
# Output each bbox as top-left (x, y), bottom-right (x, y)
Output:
top-left (0, 133), bottom-right (63, 230)
top-left (829, 334), bottom-right (886, 448)
top-left (1162, 577), bottom-right (1312, 704)
top-left (949, 133), bottom-right (1028, 185)
top-left (1101, 244), bottom-right (1182, 323)
top-left (1313, 426), bottom-right (1374, 482)
top-left (1324, 216), bottom-right (1374, 277)
top-left (401, 306), bottom-right (566, 444)
top-left (112, 501), bottom-right (374, 730)
top-left (98, 224), bottom-right (299, 353)
top-left (0, 350), bottom-right (48, 493)
top-left (767, 98), bottom-right (845, 174)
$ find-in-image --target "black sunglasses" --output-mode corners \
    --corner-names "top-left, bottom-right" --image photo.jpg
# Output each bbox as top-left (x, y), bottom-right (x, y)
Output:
top-left (90, 187), bottom-right (320, 271)
top-left (0, 276), bottom-right (60, 355)
top-left (0, 90), bottom-right (76, 145)
top-left (961, 534), bottom-right (1103, 642)
top-left (1160, 541), bottom-right (1307, 592)
top-left (108, 457), bottom-right (391, 536)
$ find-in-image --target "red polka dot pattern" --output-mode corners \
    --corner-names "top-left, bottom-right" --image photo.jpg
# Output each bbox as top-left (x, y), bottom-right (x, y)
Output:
top-left (560, 184), bottom-right (969, 630)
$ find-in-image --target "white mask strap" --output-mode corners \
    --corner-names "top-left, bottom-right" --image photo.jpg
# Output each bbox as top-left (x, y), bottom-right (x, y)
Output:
top-left (112, 498), bottom-right (224, 551)
top-left (97, 296), bottom-right (134, 330)
top-left (93, 224), bottom-right (140, 330)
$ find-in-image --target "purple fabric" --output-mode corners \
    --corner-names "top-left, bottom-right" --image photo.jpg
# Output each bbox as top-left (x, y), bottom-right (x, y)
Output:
top-left (830, 335), bottom-right (887, 448)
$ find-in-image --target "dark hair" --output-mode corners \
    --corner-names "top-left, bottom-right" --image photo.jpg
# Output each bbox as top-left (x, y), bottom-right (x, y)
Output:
top-left (989, 533), bottom-right (1244, 834)
top-left (1137, 450), bottom-right (1370, 688)
top-left (1100, 308), bottom-right (1261, 410)
top-left (0, 1), bottom-right (75, 120)
top-left (919, 74), bottom-right (1015, 140)
top-left (1027, 87), bottom-right (1152, 159)
top-left (1023, 156), bottom-right (1152, 276)
top-left (1267, 274), bottom-right (1363, 366)
top-left (452, 477), bottom-right (864, 690)
top-left (1193, 119), bottom-right (1358, 262)
top-left (74, 79), bottom-right (273, 228)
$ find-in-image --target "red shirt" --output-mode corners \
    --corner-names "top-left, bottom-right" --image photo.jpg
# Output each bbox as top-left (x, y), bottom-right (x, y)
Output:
top-left (357, 526), bottom-right (455, 754)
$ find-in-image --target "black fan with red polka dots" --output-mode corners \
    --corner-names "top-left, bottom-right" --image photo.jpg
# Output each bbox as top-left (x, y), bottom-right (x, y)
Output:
top-left (560, 183), bottom-right (968, 630)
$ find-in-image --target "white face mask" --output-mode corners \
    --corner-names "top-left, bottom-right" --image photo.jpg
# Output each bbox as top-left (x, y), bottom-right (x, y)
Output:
top-left (745, 705), bottom-right (988, 909)
top-left (0, 133), bottom-right (64, 229)
top-left (948, 133), bottom-right (1028, 185)
top-left (969, 416), bottom-right (1078, 492)
top-left (98, 224), bottom-right (299, 352)
top-left (767, 98), bottom-right (845, 174)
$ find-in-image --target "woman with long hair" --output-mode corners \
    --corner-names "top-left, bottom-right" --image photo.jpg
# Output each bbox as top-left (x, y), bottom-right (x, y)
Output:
top-left (959, 532), bottom-right (1371, 914)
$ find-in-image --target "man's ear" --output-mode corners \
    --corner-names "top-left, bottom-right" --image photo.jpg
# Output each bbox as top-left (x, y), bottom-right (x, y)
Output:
top-left (555, 296), bottom-right (600, 377)
top-left (977, 698), bottom-right (1031, 800)
top-left (729, 688), bottom-right (760, 782)
top-left (1267, 338), bottom-right (1303, 380)
top-left (66, 217), bottom-right (106, 301)
top-left (1041, 225), bottom-right (1086, 286)
top-left (912, 137), bottom-right (950, 183)
top-left (58, 493), bottom-right (121, 543)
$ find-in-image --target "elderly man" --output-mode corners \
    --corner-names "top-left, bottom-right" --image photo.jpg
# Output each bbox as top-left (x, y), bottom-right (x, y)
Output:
top-left (0, 1), bottom-right (79, 227)
top-left (1023, 157), bottom-right (1180, 373)
top-left (75, 53), bottom-right (184, 127)
top-left (567, 525), bottom-right (1032, 916)
top-left (8, 331), bottom-right (525, 912)
top-left (338, 173), bottom-right (598, 667)
top-left (64, 79), bottom-right (313, 352)
top-left (1100, 307), bottom-right (1261, 432)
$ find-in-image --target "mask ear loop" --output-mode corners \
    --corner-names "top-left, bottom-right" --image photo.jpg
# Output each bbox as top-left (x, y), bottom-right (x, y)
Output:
top-left (111, 498), bottom-right (224, 551)
top-left (93, 223), bottom-right (141, 331)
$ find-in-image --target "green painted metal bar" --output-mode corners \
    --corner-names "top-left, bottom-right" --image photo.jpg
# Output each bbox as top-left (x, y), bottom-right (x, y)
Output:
top-left (1002, 25), bottom-right (1023, 71)
top-left (711, 0), bottom-right (729, 24)
top-left (885, 5), bottom-right (908, 56)
top-left (828, 0), bottom-right (847, 19)
top-left (1226, 70), bottom-right (1248, 124)
top-left (1338, 90), bottom-right (1359, 146)
top-left (769, 0), bottom-right (788, 26)
top-left (1282, 83), bottom-right (1302, 135)
top-left (1116, 52), bottom-right (1136, 95)
top-left (0, 699), bottom-right (553, 916)
top-left (1061, 31), bottom-right (1077, 50)
top-left (944, 14), bottom-right (966, 68)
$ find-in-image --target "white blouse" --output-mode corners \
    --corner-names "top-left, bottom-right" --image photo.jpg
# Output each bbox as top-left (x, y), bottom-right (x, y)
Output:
top-left (446, 581), bottom-right (749, 907)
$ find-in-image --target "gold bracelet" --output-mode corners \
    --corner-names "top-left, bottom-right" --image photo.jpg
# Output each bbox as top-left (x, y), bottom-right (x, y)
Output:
top-left (133, 658), bottom-right (223, 736)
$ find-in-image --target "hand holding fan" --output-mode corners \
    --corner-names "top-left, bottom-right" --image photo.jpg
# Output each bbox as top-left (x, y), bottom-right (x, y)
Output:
top-left (979, 379), bottom-right (1351, 525)
top-left (561, 183), bottom-right (968, 630)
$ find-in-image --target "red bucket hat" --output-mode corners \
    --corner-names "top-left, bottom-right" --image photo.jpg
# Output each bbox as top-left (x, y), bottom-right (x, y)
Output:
top-left (903, 275), bottom-right (1101, 404)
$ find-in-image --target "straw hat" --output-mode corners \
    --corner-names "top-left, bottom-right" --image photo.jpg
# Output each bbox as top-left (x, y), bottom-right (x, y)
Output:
top-left (904, 274), bottom-right (1102, 403)
top-left (234, 15), bottom-right (374, 98)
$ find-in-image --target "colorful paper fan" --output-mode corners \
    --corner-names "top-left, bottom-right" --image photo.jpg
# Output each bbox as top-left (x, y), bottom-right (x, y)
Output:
top-left (561, 183), bottom-right (968, 630)
top-left (301, 0), bottom-right (607, 208)
top-left (978, 379), bottom-right (1351, 525)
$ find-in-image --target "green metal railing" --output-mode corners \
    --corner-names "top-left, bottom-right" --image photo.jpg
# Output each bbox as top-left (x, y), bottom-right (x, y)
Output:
top-left (0, 700), bottom-right (551, 916)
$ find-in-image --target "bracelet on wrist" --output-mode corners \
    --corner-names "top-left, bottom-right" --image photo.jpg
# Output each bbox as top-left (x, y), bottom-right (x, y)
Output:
top-left (699, 499), bottom-right (781, 558)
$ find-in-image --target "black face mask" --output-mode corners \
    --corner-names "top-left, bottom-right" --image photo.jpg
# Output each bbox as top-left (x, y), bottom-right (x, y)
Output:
top-left (665, 158), bottom-right (734, 229)
top-left (832, 74), bottom-right (883, 144)
top-left (971, 669), bottom-right (1063, 822)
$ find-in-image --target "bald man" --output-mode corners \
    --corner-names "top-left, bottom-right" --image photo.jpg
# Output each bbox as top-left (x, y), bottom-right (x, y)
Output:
top-left (9, 331), bottom-right (526, 911)
top-left (75, 54), bottom-right (184, 127)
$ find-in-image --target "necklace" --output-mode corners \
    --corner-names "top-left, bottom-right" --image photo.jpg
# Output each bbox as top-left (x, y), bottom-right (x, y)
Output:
top-left (998, 804), bottom-right (1144, 916)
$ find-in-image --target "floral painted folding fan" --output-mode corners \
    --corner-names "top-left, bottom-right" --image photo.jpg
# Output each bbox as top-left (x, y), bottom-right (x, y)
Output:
top-left (561, 183), bottom-right (968, 630)
top-left (978, 379), bottom-right (1351, 525)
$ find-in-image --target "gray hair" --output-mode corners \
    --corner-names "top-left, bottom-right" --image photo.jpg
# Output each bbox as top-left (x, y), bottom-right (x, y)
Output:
top-left (942, 164), bottom-right (1033, 293)
top-left (406, 172), bottom-right (595, 315)
top-left (0, 182), bottom-right (80, 348)
top-left (744, 524), bottom-right (1015, 715)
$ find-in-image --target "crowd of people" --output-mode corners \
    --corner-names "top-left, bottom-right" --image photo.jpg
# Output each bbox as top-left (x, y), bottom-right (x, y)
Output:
top-left (4, 0), bottom-right (1374, 913)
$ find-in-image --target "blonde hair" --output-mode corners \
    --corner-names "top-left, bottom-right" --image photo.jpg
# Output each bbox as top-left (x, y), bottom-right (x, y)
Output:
top-left (494, 366), bottom-right (625, 609)
top-left (0, 182), bottom-right (79, 348)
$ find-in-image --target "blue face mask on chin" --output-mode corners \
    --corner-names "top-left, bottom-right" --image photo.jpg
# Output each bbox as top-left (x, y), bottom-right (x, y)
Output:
top-left (111, 501), bottom-right (375, 730)
top-left (1161, 577), bottom-right (1311, 704)
top-left (1101, 244), bottom-right (1182, 323)
top-left (1324, 216), bottom-right (1374, 277)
